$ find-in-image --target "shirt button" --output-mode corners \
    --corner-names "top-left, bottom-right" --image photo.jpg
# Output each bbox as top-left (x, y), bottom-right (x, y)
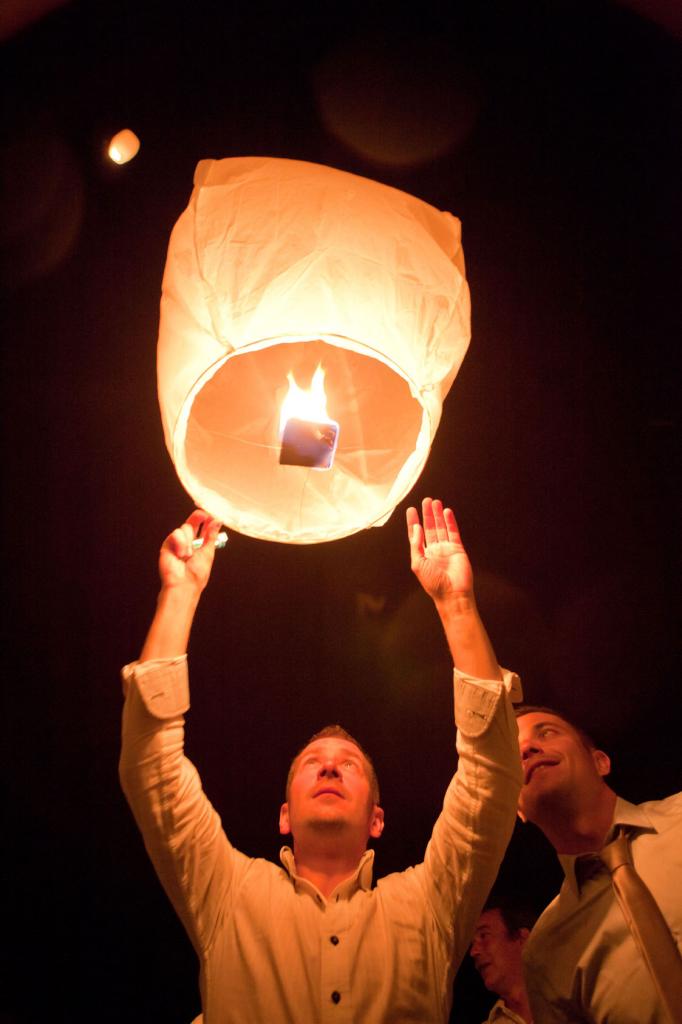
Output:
top-left (330, 935), bottom-right (339, 945)
top-left (331, 991), bottom-right (341, 1004)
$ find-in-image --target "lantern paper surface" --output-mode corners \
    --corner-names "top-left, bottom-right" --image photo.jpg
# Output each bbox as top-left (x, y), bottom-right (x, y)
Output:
top-left (158, 157), bottom-right (470, 543)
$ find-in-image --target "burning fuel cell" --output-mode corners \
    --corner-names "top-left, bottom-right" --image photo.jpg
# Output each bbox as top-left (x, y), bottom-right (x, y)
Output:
top-left (278, 366), bottom-right (339, 470)
top-left (279, 418), bottom-right (339, 469)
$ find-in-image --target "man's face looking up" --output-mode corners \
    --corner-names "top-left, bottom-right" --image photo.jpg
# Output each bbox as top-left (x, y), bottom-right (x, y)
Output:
top-left (279, 737), bottom-right (384, 843)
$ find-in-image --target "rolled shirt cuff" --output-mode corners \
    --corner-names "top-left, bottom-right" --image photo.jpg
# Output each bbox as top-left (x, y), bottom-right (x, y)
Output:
top-left (453, 666), bottom-right (522, 737)
top-left (121, 656), bottom-right (189, 719)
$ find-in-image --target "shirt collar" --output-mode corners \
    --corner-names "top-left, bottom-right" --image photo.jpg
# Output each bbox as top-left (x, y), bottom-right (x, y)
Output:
top-left (559, 795), bottom-right (659, 895)
top-left (611, 795), bottom-right (657, 834)
top-left (487, 998), bottom-right (527, 1023)
top-left (279, 846), bottom-right (375, 901)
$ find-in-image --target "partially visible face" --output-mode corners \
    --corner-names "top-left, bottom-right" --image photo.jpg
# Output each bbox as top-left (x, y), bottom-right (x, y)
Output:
top-left (279, 737), bottom-right (383, 841)
top-left (470, 909), bottom-right (526, 996)
top-left (517, 712), bottom-right (610, 823)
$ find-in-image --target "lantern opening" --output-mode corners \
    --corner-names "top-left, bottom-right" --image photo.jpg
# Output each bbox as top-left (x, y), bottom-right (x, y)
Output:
top-left (178, 338), bottom-right (425, 543)
top-left (278, 366), bottom-right (339, 469)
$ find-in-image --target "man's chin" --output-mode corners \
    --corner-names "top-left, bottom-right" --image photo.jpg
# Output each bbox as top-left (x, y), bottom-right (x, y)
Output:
top-left (520, 769), bottom-right (563, 809)
top-left (519, 784), bottom-right (563, 825)
top-left (478, 967), bottom-right (499, 993)
top-left (304, 814), bottom-right (349, 832)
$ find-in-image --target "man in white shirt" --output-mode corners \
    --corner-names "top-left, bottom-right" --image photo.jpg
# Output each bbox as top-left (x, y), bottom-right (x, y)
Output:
top-left (120, 497), bottom-right (523, 1023)
top-left (516, 706), bottom-right (682, 1024)
top-left (470, 898), bottom-right (535, 1023)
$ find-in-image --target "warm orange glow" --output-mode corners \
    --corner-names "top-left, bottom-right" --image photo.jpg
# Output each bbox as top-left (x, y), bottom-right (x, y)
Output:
top-left (107, 129), bottom-right (140, 165)
top-left (158, 156), bottom-right (471, 543)
top-left (279, 365), bottom-right (330, 435)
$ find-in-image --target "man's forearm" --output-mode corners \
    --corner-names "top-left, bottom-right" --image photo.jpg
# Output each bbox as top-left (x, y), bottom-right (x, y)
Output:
top-left (434, 593), bottom-right (502, 681)
top-left (140, 583), bottom-right (202, 661)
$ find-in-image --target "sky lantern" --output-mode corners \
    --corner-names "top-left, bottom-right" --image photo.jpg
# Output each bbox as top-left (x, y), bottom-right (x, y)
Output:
top-left (107, 129), bottom-right (140, 165)
top-left (157, 156), bottom-right (470, 543)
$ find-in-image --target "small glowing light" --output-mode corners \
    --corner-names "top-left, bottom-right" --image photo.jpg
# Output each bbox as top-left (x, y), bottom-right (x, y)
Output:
top-left (279, 366), bottom-right (339, 470)
top-left (107, 129), bottom-right (140, 165)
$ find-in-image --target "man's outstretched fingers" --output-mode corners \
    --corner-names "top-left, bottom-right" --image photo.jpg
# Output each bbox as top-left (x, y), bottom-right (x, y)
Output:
top-left (443, 507), bottom-right (462, 543)
top-left (432, 498), bottom-right (450, 543)
top-left (406, 506), bottom-right (424, 560)
top-left (421, 496), bottom-right (437, 546)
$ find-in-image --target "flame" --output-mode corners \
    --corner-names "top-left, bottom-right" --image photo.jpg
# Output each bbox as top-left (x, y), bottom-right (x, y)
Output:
top-left (279, 365), bottom-right (330, 434)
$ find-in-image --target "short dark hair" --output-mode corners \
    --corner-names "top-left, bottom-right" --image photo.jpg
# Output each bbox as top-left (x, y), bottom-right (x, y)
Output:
top-left (514, 703), bottom-right (597, 752)
top-left (286, 724), bottom-right (380, 804)
top-left (482, 895), bottom-right (538, 937)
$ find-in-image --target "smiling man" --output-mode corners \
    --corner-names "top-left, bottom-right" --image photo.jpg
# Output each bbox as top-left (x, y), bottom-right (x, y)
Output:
top-left (516, 707), bottom-right (682, 1024)
top-left (119, 498), bottom-right (522, 1023)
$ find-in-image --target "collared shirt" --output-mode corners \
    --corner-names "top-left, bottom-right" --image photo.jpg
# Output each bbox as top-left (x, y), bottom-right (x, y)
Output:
top-left (120, 657), bottom-right (522, 1024)
top-left (523, 793), bottom-right (682, 1023)
top-left (483, 997), bottom-right (529, 1024)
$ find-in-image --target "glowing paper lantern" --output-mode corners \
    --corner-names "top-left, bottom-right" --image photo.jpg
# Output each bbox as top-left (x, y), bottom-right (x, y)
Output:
top-left (157, 157), bottom-right (470, 543)
top-left (107, 129), bottom-right (140, 165)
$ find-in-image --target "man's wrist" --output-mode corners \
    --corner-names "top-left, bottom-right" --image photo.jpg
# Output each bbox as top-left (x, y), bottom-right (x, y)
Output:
top-left (158, 578), bottom-right (203, 600)
top-left (155, 581), bottom-right (203, 616)
top-left (140, 583), bottom-right (202, 662)
top-left (434, 591), bottom-right (478, 619)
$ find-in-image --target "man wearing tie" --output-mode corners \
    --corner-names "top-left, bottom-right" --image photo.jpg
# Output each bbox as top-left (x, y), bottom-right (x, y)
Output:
top-left (516, 707), bottom-right (682, 1023)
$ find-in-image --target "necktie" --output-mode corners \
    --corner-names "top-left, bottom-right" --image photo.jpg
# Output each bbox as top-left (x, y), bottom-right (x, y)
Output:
top-left (600, 827), bottom-right (682, 1024)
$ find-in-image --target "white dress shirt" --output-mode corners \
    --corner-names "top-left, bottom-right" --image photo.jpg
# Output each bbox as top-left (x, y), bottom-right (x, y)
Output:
top-left (120, 657), bottom-right (522, 1023)
top-left (523, 793), bottom-right (682, 1023)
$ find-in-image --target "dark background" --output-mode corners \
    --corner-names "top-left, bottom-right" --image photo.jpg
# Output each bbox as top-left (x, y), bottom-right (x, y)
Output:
top-left (2, 1), bottom-right (680, 1021)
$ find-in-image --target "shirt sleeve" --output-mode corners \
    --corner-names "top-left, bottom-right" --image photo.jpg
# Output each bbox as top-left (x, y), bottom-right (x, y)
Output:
top-left (118, 656), bottom-right (246, 956)
top-left (420, 666), bottom-right (523, 966)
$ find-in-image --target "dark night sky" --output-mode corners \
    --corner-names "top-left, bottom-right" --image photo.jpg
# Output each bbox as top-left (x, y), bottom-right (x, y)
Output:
top-left (2, 2), bottom-right (680, 1021)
